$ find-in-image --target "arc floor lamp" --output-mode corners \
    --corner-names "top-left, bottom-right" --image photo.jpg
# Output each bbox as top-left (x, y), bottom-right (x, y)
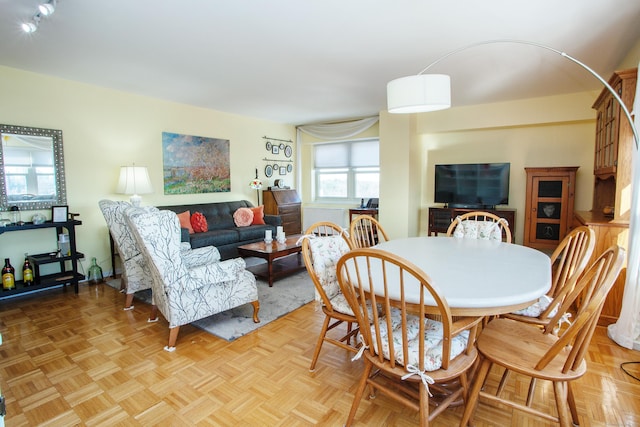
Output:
top-left (386, 39), bottom-right (638, 148)
top-left (386, 39), bottom-right (639, 350)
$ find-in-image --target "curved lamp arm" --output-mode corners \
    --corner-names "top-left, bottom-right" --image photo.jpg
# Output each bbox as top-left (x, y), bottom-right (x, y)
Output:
top-left (391, 39), bottom-right (638, 150)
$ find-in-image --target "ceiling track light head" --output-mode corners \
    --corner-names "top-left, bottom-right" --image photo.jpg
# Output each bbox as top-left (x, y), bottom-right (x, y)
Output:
top-left (21, 13), bottom-right (41, 33)
top-left (38, 0), bottom-right (57, 16)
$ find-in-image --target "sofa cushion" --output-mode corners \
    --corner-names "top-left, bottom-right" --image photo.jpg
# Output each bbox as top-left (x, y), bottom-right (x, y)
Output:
top-left (189, 229), bottom-right (239, 249)
top-left (233, 207), bottom-right (254, 227)
top-left (250, 205), bottom-right (266, 225)
top-left (236, 224), bottom-right (273, 241)
top-left (191, 211), bottom-right (208, 233)
top-left (177, 211), bottom-right (194, 234)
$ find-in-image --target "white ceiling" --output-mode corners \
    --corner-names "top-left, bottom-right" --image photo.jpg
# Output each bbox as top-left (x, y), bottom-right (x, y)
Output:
top-left (1, 1), bottom-right (639, 125)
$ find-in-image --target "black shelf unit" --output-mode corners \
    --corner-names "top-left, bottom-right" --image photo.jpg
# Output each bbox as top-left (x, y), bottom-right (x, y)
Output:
top-left (0, 220), bottom-right (84, 298)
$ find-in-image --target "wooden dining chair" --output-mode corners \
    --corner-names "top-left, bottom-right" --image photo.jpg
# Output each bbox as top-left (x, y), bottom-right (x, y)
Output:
top-left (497, 225), bottom-right (596, 404)
top-left (503, 226), bottom-right (596, 328)
top-left (446, 211), bottom-right (512, 243)
top-left (301, 221), bottom-right (358, 372)
top-left (337, 248), bottom-right (482, 427)
top-left (349, 214), bottom-right (389, 248)
top-left (460, 245), bottom-right (625, 427)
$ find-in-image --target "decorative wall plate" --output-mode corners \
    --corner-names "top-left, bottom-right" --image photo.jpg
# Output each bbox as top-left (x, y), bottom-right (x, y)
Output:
top-left (265, 164), bottom-right (273, 177)
top-left (284, 145), bottom-right (292, 158)
top-left (273, 163), bottom-right (279, 170)
top-left (287, 164), bottom-right (292, 172)
top-left (265, 141), bottom-right (272, 151)
top-left (279, 143), bottom-right (285, 150)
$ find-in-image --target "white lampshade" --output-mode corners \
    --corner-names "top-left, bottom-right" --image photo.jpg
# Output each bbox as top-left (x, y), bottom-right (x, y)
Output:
top-left (116, 166), bottom-right (153, 207)
top-left (387, 74), bottom-right (451, 113)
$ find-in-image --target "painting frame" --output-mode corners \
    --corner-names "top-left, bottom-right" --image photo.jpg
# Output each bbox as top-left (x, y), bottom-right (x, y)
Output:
top-left (52, 205), bottom-right (68, 223)
top-left (162, 132), bottom-right (231, 195)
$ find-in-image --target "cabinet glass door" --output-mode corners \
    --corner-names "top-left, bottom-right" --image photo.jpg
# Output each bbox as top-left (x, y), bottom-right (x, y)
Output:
top-left (529, 177), bottom-right (568, 243)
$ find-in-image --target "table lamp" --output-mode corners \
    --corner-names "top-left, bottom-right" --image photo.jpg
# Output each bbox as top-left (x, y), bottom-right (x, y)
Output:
top-left (116, 165), bottom-right (153, 207)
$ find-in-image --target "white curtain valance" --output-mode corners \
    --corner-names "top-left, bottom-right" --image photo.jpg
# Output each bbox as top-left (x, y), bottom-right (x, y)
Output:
top-left (297, 116), bottom-right (379, 140)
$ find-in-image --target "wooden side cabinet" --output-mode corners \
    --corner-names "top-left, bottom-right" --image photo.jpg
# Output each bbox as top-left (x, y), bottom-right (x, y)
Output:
top-left (523, 167), bottom-right (578, 250)
top-left (263, 189), bottom-right (302, 235)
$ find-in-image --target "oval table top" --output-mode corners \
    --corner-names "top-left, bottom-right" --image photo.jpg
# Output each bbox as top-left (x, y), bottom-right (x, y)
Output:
top-left (370, 236), bottom-right (552, 316)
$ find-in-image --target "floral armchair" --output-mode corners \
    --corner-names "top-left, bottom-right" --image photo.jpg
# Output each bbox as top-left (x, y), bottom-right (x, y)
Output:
top-left (98, 200), bottom-right (220, 311)
top-left (125, 208), bottom-right (260, 351)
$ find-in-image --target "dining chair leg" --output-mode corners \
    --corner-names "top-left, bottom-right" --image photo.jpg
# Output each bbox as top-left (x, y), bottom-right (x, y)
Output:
top-left (345, 359), bottom-right (374, 427)
top-left (525, 378), bottom-right (537, 407)
top-left (460, 357), bottom-right (491, 427)
top-left (309, 315), bottom-right (330, 372)
top-left (496, 368), bottom-right (510, 396)
top-left (419, 379), bottom-right (430, 427)
top-left (553, 381), bottom-right (572, 427)
top-left (567, 382), bottom-right (580, 425)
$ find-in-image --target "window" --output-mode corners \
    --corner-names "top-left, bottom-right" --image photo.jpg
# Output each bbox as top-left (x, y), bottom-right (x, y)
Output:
top-left (313, 138), bottom-right (379, 202)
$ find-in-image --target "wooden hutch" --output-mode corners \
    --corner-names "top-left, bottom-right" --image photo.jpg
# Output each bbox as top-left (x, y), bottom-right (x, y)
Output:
top-left (574, 68), bottom-right (637, 326)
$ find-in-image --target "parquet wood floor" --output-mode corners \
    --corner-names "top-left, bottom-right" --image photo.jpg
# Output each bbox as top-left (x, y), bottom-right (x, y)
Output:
top-left (0, 282), bottom-right (639, 426)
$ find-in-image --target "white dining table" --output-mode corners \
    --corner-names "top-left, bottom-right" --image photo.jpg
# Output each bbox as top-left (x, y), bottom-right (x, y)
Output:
top-left (364, 236), bottom-right (552, 316)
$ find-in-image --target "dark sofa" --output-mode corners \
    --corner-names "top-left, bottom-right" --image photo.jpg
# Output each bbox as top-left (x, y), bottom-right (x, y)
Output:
top-left (159, 200), bottom-right (281, 260)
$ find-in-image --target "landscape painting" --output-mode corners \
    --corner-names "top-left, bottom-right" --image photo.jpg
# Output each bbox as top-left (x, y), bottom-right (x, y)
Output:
top-left (162, 132), bottom-right (230, 194)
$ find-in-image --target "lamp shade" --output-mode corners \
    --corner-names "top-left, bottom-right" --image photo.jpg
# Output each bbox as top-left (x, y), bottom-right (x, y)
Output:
top-left (387, 74), bottom-right (451, 113)
top-left (116, 166), bottom-right (153, 206)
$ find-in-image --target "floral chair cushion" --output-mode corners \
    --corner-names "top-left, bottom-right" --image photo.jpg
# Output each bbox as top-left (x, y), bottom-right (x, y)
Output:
top-left (512, 294), bottom-right (558, 318)
top-left (370, 309), bottom-right (470, 372)
top-left (452, 218), bottom-right (505, 241)
top-left (308, 234), bottom-right (351, 303)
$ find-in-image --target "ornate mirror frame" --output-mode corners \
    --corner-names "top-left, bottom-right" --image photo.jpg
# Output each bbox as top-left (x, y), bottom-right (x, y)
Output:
top-left (0, 124), bottom-right (67, 211)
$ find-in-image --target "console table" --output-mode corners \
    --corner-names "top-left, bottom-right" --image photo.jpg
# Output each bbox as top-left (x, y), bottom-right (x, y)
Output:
top-left (428, 206), bottom-right (516, 242)
top-left (0, 220), bottom-right (84, 299)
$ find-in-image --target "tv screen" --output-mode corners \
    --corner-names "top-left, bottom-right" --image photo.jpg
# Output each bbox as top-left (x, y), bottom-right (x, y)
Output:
top-left (434, 163), bottom-right (510, 208)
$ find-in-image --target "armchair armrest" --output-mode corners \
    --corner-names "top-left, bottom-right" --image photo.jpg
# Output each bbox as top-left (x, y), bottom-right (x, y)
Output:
top-left (183, 245), bottom-right (221, 266)
top-left (187, 257), bottom-right (247, 290)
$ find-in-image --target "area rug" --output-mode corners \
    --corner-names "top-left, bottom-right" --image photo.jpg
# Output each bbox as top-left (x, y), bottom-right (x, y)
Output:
top-left (106, 259), bottom-right (314, 341)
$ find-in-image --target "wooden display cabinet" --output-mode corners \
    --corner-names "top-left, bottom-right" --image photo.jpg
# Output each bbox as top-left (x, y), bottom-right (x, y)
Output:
top-left (523, 167), bottom-right (578, 250)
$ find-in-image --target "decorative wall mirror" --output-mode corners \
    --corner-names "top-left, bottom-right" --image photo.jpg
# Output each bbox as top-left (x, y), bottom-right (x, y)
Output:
top-left (0, 124), bottom-right (67, 211)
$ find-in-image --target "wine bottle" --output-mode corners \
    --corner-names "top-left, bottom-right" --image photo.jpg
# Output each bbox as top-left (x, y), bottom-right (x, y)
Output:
top-left (2, 258), bottom-right (15, 291)
top-left (22, 254), bottom-right (34, 287)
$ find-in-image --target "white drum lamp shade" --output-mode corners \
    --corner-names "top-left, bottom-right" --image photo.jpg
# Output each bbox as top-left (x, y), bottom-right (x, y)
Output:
top-left (387, 74), bottom-right (451, 113)
top-left (116, 166), bottom-right (153, 207)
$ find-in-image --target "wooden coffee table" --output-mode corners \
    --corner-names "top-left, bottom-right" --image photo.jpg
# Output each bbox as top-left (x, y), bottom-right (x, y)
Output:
top-left (237, 234), bottom-right (306, 287)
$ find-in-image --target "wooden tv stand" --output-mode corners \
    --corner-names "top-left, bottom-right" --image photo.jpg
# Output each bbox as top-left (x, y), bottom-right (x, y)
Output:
top-left (428, 206), bottom-right (517, 242)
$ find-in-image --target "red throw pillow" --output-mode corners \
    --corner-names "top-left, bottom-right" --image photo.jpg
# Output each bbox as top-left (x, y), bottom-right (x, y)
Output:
top-left (250, 205), bottom-right (266, 225)
top-left (191, 212), bottom-right (208, 233)
top-left (177, 211), bottom-right (194, 234)
top-left (233, 207), bottom-right (254, 227)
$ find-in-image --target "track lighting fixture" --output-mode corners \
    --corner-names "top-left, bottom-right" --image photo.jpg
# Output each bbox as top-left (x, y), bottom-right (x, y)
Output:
top-left (21, 0), bottom-right (57, 33)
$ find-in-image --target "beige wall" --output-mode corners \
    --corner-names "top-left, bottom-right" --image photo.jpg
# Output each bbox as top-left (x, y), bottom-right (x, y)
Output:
top-left (0, 66), bottom-right (295, 279)
top-left (379, 91), bottom-right (599, 243)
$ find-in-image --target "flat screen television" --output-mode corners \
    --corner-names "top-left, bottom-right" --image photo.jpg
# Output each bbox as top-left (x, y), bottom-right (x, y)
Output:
top-left (434, 163), bottom-right (510, 208)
